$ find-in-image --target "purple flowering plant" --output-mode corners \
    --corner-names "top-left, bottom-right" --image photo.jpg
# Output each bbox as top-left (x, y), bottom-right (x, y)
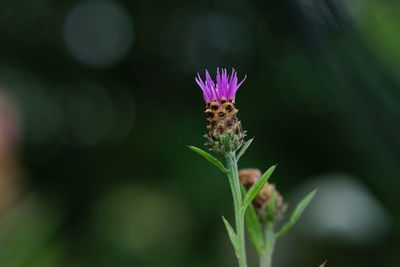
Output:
top-left (189, 68), bottom-right (318, 267)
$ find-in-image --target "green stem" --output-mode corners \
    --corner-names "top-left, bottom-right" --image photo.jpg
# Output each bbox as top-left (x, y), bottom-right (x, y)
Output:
top-left (225, 152), bottom-right (248, 267)
top-left (259, 223), bottom-right (275, 267)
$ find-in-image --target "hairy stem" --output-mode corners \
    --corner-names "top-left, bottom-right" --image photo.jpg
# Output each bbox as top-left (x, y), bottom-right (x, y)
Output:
top-left (259, 223), bottom-right (275, 267)
top-left (225, 152), bottom-right (247, 267)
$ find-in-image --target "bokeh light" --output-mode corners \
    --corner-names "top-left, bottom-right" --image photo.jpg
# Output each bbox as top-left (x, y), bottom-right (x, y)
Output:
top-left (296, 174), bottom-right (390, 244)
top-left (64, 0), bottom-right (134, 68)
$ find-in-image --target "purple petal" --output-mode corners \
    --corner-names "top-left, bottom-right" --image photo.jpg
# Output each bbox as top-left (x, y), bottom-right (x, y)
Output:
top-left (221, 68), bottom-right (228, 99)
top-left (216, 68), bottom-right (222, 99)
top-left (226, 69), bottom-right (237, 99)
top-left (194, 68), bottom-right (246, 103)
top-left (198, 74), bottom-right (214, 102)
top-left (205, 70), bottom-right (217, 100)
top-left (237, 75), bottom-right (247, 89)
top-left (195, 74), bottom-right (210, 102)
top-left (231, 74), bottom-right (246, 100)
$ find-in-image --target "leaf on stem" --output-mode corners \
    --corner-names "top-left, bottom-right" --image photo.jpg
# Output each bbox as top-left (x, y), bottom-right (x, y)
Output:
top-left (188, 146), bottom-right (230, 173)
top-left (275, 189), bottom-right (317, 238)
top-left (245, 203), bottom-right (264, 253)
top-left (319, 261), bottom-right (327, 267)
top-left (242, 165), bottom-right (276, 211)
top-left (236, 138), bottom-right (254, 162)
top-left (222, 216), bottom-right (239, 255)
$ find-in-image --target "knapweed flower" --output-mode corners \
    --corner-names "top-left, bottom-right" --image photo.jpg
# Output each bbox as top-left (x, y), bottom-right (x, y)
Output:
top-left (195, 68), bottom-right (247, 153)
top-left (239, 168), bottom-right (286, 221)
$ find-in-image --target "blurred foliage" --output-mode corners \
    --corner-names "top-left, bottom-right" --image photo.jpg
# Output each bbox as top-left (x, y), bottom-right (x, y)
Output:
top-left (0, 0), bottom-right (399, 266)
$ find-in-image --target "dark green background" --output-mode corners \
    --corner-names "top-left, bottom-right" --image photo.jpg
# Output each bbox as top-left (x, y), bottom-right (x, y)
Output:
top-left (0, 0), bottom-right (399, 266)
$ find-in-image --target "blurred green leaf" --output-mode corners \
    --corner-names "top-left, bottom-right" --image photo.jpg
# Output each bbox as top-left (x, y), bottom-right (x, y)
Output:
top-left (319, 261), bottom-right (327, 267)
top-left (222, 216), bottom-right (238, 255)
top-left (245, 203), bottom-right (264, 253)
top-left (188, 146), bottom-right (229, 173)
top-left (236, 138), bottom-right (254, 162)
top-left (0, 197), bottom-right (63, 267)
top-left (242, 165), bottom-right (276, 210)
top-left (275, 189), bottom-right (317, 238)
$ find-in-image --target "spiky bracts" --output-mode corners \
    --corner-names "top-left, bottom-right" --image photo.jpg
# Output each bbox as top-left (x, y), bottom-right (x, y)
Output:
top-left (204, 97), bottom-right (245, 152)
top-left (195, 69), bottom-right (247, 153)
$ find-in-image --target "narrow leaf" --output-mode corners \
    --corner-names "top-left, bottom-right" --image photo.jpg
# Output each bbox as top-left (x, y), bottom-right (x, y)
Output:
top-left (240, 185), bottom-right (247, 198)
top-left (222, 216), bottom-right (238, 255)
top-left (275, 189), bottom-right (317, 238)
top-left (236, 138), bottom-right (254, 162)
top-left (319, 261), bottom-right (327, 267)
top-left (242, 165), bottom-right (276, 210)
top-left (245, 203), bottom-right (264, 253)
top-left (188, 146), bottom-right (229, 173)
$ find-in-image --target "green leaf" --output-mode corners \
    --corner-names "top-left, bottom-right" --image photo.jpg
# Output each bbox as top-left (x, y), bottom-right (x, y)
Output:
top-left (236, 138), bottom-right (254, 162)
top-left (240, 185), bottom-right (247, 198)
top-left (245, 204), bottom-right (264, 253)
top-left (319, 261), bottom-right (327, 267)
top-left (188, 146), bottom-right (230, 173)
top-left (242, 165), bottom-right (276, 211)
top-left (275, 189), bottom-right (317, 238)
top-left (222, 216), bottom-right (238, 255)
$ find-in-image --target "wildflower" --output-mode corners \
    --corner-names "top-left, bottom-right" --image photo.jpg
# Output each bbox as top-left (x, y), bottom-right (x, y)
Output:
top-left (195, 68), bottom-right (247, 153)
top-left (239, 168), bottom-right (286, 221)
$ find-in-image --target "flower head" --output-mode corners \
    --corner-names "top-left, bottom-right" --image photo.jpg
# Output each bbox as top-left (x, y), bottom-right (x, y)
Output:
top-left (195, 68), bottom-right (247, 103)
top-left (239, 168), bottom-right (262, 189)
top-left (239, 168), bottom-right (287, 221)
top-left (195, 68), bottom-right (247, 153)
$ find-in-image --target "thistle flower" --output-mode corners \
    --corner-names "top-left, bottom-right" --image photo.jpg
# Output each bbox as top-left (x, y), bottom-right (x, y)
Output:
top-left (239, 168), bottom-right (286, 221)
top-left (190, 69), bottom-right (316, 267)
top-left (195, 68), bottom-right (247, 153)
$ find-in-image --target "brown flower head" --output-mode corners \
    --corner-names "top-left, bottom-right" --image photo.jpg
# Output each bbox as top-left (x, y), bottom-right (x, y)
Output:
top-left (239, 168), bottom-right (261, 189)
top-left (239, 168), bottom-right (286, 221)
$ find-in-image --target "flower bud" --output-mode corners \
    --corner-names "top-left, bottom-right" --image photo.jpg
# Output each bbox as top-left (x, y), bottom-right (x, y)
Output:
top-left (239, 168), bottom-right (286, 221)
top-left (239, 168), bottom-right (262, 189)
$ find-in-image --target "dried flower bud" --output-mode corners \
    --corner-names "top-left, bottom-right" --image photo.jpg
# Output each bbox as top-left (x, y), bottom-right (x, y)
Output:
top-left (195, 68), bottom-right (247, 153)
top-left (239, 168), bottom-right (286, 221)
top-left (239, 168), bottom-right (261, 189)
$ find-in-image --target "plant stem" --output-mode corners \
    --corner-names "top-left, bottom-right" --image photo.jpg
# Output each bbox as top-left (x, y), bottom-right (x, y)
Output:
top-left (225, 152), bottom-right (247, 267)
top-left (259, 223), bottom-right (275, 267)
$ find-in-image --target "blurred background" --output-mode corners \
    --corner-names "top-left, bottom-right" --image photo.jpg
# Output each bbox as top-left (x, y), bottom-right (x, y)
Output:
top-left (0, 0), bottom-right (399, 266)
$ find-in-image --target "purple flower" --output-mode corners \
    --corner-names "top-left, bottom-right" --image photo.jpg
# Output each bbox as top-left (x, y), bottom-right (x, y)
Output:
top-left (195, 68), bottom-right (247, 103)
